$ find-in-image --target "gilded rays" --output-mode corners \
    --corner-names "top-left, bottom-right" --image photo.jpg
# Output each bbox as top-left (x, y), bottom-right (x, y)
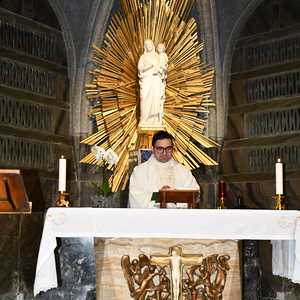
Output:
top-left (81, 0), bottom-right (218, 192)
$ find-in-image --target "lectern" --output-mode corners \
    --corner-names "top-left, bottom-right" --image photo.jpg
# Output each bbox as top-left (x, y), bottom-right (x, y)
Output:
top-left (0, 169), bottom-right (31, 213)
top-left (159, 189), bottom-right (199, 208)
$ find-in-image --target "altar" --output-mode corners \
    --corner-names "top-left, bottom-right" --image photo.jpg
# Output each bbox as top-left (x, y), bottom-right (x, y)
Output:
top-left (34, 208), bottom-right (300, 299)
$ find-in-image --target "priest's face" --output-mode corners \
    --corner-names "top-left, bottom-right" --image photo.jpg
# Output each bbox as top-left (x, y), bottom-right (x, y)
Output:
top-left (153, 138), bottom-right (173, 163)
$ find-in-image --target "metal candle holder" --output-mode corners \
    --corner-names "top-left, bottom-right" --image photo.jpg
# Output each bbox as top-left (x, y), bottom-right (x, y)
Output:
top-left (56, 191), bottom-right (70, 207)
top-left (273, 158), bottom-right (286, 210)
top-left (217, 196), bottom-right (226, 209)
top-left (273, 194), bottom-right (286, 210)
top-left (217, 181), bottom-right (226, 209)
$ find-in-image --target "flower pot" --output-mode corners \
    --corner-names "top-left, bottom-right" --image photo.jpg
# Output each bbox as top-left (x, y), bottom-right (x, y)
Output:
top-left (91, 193), bottom-right (120, 208)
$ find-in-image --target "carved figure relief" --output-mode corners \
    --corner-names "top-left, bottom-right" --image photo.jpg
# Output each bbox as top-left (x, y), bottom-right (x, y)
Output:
top-left (121, 246), bottom-right (230, 300)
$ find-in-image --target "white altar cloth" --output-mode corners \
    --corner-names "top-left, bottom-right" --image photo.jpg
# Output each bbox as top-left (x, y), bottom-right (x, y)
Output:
top-left (34, 208), bottom-right (300, 296)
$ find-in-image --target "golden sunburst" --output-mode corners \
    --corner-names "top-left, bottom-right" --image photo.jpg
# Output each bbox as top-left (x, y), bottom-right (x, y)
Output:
top-left (81, 0), bottom-right (218, 192)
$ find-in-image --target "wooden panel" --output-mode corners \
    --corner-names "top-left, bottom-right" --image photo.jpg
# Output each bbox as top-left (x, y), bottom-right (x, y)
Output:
top-left (0, 170), bottom-right (30, 212)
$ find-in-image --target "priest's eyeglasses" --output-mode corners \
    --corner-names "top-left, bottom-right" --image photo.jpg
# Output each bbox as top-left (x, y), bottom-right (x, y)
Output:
top-left (154, 146), bottom-right (173, 153)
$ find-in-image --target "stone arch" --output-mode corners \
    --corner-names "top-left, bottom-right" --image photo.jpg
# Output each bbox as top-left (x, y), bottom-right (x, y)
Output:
top-left (195, 0), bottom-right (219, 143)
top-left (47, 1), bottom-right (115, 205)
top-left (48, 0), bottom-right (76, 93)
top-left (65, 0), bottom-right (115, 206)
top-left (49, 0), bottom-right (114, 139)
top-left (221, 0), bottom-right (265, 139)
top-left (76, 0), bottom-right (114, 138)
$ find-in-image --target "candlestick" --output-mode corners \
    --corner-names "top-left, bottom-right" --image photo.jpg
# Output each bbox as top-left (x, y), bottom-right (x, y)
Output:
top-left (218, 181), bottom-right (226, 198)
top-left (58, 156), bottom-right (66, 192)
top-left (273, 158), bottom-right (286, 210)
top-left (273, 194), bottom-right (286, 210)
top-left (217, 180), bottom-right (226, 209)
top-left (275, 158), bottom-right (283, 195)
top-left (56, 191), bottom-right (69, 207)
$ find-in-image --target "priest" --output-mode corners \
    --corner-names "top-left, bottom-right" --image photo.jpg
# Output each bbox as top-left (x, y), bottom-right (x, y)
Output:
top-left (128, 131), bottom-right (199, 208)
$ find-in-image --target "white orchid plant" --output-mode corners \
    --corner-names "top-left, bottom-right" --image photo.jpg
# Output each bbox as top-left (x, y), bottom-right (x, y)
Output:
top-left (91, 145), bottom-right (119, 196)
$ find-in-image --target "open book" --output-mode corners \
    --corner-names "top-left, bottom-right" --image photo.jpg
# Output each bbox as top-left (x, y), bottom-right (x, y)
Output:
top-left (158, 189), bottom-right (199, 209)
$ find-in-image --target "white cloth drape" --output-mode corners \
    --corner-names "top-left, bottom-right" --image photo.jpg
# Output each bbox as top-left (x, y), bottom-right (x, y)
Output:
top-left (272, 218), bottom-right (300, 283)
top-left (34, 208), bottom-right (300, 296)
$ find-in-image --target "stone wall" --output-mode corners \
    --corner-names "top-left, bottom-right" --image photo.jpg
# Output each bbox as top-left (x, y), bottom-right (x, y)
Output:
top-left (0, 214), bottom-right (96, 300)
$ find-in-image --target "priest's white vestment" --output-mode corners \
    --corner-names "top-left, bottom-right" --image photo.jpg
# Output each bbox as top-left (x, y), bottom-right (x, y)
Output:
top-left (128, 155), bottom-right (199, 208)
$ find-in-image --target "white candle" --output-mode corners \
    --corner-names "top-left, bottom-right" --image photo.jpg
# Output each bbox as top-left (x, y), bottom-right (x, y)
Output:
top-left (58, 156), bottom-right (66, 192)
top-left (275, 158), bottom-right (283, 195)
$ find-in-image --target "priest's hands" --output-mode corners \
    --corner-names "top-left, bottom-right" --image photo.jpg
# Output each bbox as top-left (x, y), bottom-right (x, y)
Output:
top-left (160, 185), bottom-right (171, 190)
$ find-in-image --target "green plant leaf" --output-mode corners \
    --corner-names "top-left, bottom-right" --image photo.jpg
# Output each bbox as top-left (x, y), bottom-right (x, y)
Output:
top-left (101, 177), bottom-right (111, 197)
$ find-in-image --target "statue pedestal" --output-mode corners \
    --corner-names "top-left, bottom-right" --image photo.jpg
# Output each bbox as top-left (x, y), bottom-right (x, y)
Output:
top-left (136, 127), bottom-right (165, 149)
top-left (95, 238), bottom-right (241, 300)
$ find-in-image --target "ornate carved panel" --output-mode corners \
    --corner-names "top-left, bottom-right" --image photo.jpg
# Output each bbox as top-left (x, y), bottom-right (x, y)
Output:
top-left (0, 95), bottom-right (54, 132)
top-left (242, 35), bottom-right (300, 71)
top-left (247, 107), bottom-right (300, 137)
top-left (248, 144), bottom-right (300, 172)
top-left (0, 10), bottom-right (65, 64)
top-left (0, 135), bottom-right (55, 170)
top-left (0, 57), bottom-right (57, 97)
top-left (246, 70), bottom-right (300, 103)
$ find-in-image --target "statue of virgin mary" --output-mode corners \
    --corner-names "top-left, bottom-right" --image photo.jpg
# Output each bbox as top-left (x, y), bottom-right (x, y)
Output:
top-left (138, 39), bottom-right (166, 128)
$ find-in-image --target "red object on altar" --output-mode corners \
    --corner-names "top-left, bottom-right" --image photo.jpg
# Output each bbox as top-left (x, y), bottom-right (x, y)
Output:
top-left (218, 181), bottom-right (226, 199)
